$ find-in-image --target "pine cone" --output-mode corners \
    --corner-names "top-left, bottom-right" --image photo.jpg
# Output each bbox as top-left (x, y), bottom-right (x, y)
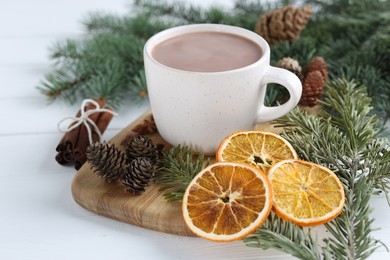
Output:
top-left (299, 70), bottom-right (326, 107)
top-left (306, 56), bottom-right (328, 80)
top-left (125, 135), bottom-right (158, 164)
top-left (255, 5), bottom-right (313, 44)
top-left (86, 141), bottom-right (127, 183)
top-left (123, 157), bottom-right (155, 194)
top-left (276, 57), bottom-right (304, 81)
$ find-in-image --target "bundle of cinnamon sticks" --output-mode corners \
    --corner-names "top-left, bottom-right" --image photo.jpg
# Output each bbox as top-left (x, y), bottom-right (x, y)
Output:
top-left (55, 100), bottom-right (114, 170)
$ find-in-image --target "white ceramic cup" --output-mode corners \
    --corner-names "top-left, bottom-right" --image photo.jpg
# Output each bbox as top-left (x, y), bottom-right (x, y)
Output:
top-left (144, 24), bottom-right (302, 154)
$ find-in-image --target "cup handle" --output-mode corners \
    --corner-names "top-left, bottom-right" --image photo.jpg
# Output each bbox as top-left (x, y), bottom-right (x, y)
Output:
top-left (256, 66), bottom-right (302, 123)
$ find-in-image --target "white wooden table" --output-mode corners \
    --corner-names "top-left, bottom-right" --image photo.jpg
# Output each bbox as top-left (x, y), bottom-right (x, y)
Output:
top-left (0, 1), bottom-right (389, 259)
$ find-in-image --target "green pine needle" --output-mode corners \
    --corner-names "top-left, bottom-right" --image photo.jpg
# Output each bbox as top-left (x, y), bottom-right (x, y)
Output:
top-left (154, 79), bottom-right (390, 259)
top-left (245, 214), bottom-right (323, 260)
top-left (37, 1), bottom-right (390, 259)
top-left (273, 78), bottom-right (390, 259)
top-left (37, 0), bottom-right (390, 119)
top-left (154, 146), bottom-right (209, 202)
top-left (128, 69), bottom-right (149, 104)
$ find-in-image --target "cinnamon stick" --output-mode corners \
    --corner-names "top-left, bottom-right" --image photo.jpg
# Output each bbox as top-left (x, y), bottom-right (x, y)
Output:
top-left (73, 106), bottom-right (113, 170)
top-left (55, 100), bottom-right (114, 170)
top-left (55, 109), bottom-right (83, 164)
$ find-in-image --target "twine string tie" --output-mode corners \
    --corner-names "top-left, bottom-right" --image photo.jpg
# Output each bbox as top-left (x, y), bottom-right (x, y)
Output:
top-left (57, 99), bottom-right (117, 144)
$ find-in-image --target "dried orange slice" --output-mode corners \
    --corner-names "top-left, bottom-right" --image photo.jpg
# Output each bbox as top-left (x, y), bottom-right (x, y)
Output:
top-left (182, 162), bottom-right (273, 242)
top-left (268, 159), bottom-right (345, 226)
top-left (216, 130), bottom-right (298, 173)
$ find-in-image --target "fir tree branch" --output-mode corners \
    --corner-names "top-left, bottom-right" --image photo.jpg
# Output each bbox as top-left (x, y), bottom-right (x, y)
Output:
top-left (128, 69), bottom-right (148, 104)
top-left (154, 146), bottom-right (209, 202)
top-left (133, 0), bottom-right (266, 30)
top-left (304, 0), bottom-right (389, 15)
top-left (81, 60), bottom-right (130, 108)
top-left (319, 80), bottom-right (378, 146)
top-left (37, 27), bottom-right (146, 108)
top-left (37, 68), bottom-right (87, 104)
top-left (133, 0), bottom-right (206, 24)
top-left (38, 0), bottom-right (390, 118)
top-left (151, 78), bottom-right (390, 259)
top-left (320, 79), bottom-right (390, 194)
top-left (324, 176), bottom-right (384, 259)
top-left (275, 78), bottom-right (389, 259)
top-left (49, 39), bottom-right (84, 64)
top-left (82, 12), bottom-right (129, 34)
top-left (245, 214), bottom-right (324, 260)
top-left (233, 0), bottom-right (272, 15)
top-left (83, 12), bottom-right (171, 39)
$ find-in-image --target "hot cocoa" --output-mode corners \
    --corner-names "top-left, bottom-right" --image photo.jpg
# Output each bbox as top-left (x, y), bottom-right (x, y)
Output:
top-left (151, 31), bottom-right (262, 72)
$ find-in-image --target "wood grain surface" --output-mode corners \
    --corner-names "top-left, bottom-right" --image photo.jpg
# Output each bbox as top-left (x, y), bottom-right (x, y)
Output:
top-left (71, 108), bottom-right (313, 236)
top-left (72, 111), bottom-right (198, 236)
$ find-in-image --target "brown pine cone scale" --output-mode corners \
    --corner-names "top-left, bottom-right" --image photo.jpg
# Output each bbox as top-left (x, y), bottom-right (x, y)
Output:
top-left (306, 56), bottom-right (328, 80)
top-left (123, 157), bottom-right (155, 195)
top-left (255, 5), bottom-right (313, 44)
top-left (300, 70), bottom-right (326, 107)
top-left (86, 141), bottom-right (127, 183)
top-left (126, 135), bottom-right (158, 164)
top-left (276, 57), bottom-right (304, 81)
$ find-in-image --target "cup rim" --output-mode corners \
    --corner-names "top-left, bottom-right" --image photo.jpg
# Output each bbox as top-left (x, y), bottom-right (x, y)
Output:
top-left (144, 23), bottom-right (270, 74)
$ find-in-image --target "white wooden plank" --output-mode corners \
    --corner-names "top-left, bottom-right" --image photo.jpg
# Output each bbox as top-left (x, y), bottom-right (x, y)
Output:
top-left (0, 133), bottom-right (389, 257)
top-left (0, 0), bottom-right (232, 38)
top-left (0, 37), bottom-right (65, 66)
top-left (0, 96), bottom-right (150, 135)
top-left (0, 0), bottom-right (389, 259)
top-left (0, 173), bottom-right (388, 259)
top-left (0, 174), bottom-right (291, 260)
top-left (0, 128), bottom-right (127, 176)
top-left (0, 173), bottom-right (171, 260)
top-left (0, 0), bottom-right (127, 37)
top-left (0, 65), bottom-right (50, 98)
top-left (0, 132), bottom-right (76, 176)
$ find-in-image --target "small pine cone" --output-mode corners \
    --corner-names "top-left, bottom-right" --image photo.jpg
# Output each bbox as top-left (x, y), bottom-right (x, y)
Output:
top-left (306, 56), bottom-right (328, 80)
top-left (299, 70), bottom-right (326, 107)
top-left (86, 141), bottom-right (127, 183)
top-left (255, 5), bottom-right (313, 44)
top-left (276, 57), bottom-right (304, 81)
top-left (126, 135), bottom-right (158, 164)
top-left (123, 157), bottom-right (155, 194)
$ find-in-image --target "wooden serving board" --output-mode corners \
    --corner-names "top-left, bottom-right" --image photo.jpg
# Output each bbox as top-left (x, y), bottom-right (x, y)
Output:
top-left (71, 111), bottom-right (282, 236)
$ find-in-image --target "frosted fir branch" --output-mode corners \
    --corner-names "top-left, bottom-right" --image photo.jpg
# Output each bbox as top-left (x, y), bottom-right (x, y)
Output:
top-left (128, 69), bottom-right (149, 104)
top-left (274, 79), bottom-right (389, 259)
top-left (83, 12), bottom-right (171, 39)
top-left (245, 214), bottom-right (324, 260)
top-left (133, 0), bottom-right (206, 23)
top-left (37, 68), bottom-right (85, 104)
